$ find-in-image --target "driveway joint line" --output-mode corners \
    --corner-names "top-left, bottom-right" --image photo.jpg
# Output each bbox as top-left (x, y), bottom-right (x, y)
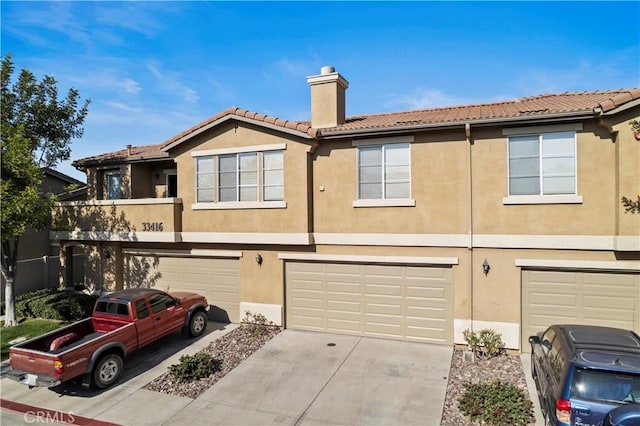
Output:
top-left (293, 336), bottom-right (363, 426)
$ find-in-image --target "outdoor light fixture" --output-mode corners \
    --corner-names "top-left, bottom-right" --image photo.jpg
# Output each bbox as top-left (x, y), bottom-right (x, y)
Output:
top-left (482, 259), bottom-right (490, 275)
top-left (255, 253), bottom-right (263, 266)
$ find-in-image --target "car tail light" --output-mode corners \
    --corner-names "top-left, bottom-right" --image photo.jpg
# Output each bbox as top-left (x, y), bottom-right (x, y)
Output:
top-left (54, 360), bottom-right (64, 375)
top-left (556, 399), bottom-right (571, 424)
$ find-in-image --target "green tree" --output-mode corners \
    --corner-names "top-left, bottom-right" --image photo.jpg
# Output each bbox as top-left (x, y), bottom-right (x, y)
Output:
top-left (1, 54), bottom-right (89, 326)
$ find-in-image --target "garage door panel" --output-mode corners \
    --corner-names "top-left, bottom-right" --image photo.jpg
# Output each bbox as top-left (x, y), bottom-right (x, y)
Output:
top-left (327, 282), bottom-right (360, 294)
top-left (126, 255), bottom-right (240, 323)
top-left (286, 261), bottom-right (453, 344)
top-left (522, 270), bottom-right (639, 351)
top-left (327, 300), bottom-right (361, 312)
top-left (366, 303), bottom-right (402, 316)
top-left (366, 284), bottom-right (402, 296)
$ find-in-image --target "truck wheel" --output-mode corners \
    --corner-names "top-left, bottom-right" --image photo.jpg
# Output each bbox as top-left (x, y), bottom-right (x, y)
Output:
top-left (189, 311), bottom-right (207, 337)
top-left (93, 354), bottom-right (123, 389)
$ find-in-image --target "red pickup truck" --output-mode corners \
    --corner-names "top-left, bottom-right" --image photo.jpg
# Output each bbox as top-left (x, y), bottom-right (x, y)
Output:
top-left (8, 288), bottom-right (209, 389)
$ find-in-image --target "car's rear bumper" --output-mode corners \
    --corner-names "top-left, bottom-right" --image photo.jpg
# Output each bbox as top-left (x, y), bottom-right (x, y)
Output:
top-left (5, 368), bottom-right (61, 387)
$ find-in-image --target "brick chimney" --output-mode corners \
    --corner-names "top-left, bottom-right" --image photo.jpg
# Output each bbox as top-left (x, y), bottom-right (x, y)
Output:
top-left (306, 66), bottom-right (349, 129)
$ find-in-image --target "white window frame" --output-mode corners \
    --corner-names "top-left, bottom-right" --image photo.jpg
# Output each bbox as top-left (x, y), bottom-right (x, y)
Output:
top-left (504, 131), bottom-right (582, 205)
top-left (192, 145), bottom-right (286, 210)
top-left (353, 140), bottom-right (415, 208)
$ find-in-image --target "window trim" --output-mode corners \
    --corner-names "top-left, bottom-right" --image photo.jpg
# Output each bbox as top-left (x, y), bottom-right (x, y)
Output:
top-left (355, 142), bottom-right (414, 205)
top-left (192, 148), bottom-right (286, 210)
top-left (506, 131), bottom-right (580, 204)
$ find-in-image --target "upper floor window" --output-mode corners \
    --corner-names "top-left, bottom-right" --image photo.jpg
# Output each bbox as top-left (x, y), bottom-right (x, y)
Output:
top-left (508, 132), bottom-right (576, 196)
top-left (357, 143), bottom-right (411, 200)
top-left (106, 170), bottom-right (122, 200)
top-left (193, 146), bottom-right (285, 209)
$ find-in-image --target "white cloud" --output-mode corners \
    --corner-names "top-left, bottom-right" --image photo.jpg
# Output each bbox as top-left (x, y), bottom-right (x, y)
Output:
top-left (147, 61), bottom-right (200, 103)
top-left (384, 88), bottom-right (474, 110)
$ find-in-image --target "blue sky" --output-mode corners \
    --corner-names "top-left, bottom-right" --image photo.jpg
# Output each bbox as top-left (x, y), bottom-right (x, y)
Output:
top-left (2, 1), bottom-right (639, 181)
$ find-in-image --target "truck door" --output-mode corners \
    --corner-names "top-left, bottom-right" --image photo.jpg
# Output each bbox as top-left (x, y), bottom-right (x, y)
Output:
top-left (148, 293), bottom-right (184, 338)
top-left (134, 299), bottom-right (156, 347)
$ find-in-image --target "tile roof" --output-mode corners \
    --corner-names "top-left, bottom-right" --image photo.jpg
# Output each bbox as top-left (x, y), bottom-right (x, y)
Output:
top-left (318, 89), bottom-right (640, 135)
top-left (73, 143), bottom-right (170, 167)
top-left (161, 107), bottom-right (317, 151)
top-left (73, 89), bottom-right (639, 167)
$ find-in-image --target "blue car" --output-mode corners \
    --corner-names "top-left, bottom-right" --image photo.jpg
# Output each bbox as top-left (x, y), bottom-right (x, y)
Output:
top-left (529, 325), bottom-right (640, 426)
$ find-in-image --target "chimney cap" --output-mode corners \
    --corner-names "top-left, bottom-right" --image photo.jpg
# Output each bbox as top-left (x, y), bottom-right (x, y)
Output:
top-left (320, 66), bottom-right (335, 75)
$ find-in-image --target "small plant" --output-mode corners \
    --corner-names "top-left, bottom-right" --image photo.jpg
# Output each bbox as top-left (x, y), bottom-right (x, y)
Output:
top-left (462, 328), bottom-right (505, 360)
top-left (459, 380), bottom-right (534, 426)
top-left (241, 311), bottom-right (276, 336)
top-left (168, 352), bottom-right (221, 383)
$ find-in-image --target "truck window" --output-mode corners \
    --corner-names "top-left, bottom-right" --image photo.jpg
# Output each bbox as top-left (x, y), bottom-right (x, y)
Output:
top-left (149, 293), bottom-right (175, 314)
top-left (135, 299), bottom-right (150, 319)
top-left (95, 301), bottom-right (129, 316)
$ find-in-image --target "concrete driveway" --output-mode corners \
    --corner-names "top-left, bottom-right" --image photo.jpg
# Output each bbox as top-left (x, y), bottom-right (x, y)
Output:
top-left (167, 330), bottom-right (452, 425)
top-left (2, 328), bottom-right (452, 426)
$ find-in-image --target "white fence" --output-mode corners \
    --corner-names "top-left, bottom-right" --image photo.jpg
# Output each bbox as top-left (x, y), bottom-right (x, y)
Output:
top-left (1, 254), bottom-right (85, 300)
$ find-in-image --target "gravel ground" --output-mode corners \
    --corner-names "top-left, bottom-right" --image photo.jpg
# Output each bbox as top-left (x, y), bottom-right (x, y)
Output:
top-left (147, 329), bottom-right (534, 425)
top-left (441, 348), bottom-right (535, 425)
top-left (145, 324), bottom-right (281, 399)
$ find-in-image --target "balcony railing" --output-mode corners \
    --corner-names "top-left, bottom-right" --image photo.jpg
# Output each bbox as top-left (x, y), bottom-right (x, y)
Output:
top-left (52, 198), bottom-right (182, 242)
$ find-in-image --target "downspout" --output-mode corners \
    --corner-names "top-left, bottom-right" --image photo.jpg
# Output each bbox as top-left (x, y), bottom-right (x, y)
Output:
top-left (465, 122), bottom-right (474, 334)
top-left (593, 107), bottom-right (621, 239)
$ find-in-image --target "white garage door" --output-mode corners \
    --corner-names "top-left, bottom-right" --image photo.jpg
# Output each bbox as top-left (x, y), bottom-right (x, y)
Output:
top-left (522, 270), bottom-right (640, 351)
top-left (286, 262), bottom-right (453, 344)
top-left (125, 255), bottom-right (240, 322)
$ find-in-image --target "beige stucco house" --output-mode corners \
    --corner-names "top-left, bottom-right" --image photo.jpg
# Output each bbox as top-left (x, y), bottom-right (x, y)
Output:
top-left (52, 67), bottom-right (640, 351)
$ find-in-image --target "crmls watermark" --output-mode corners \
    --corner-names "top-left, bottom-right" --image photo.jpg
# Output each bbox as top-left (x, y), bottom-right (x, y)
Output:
top-left (23, 410), bottom-right (75, 424)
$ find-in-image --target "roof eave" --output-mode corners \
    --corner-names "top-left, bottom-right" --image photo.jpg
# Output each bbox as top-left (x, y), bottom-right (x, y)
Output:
top-left (601, 97), bottom-right (640, 115)
top-left (162, 114), bottom-right (313, 153)
top-left (317, 110), bottom-right (596, 139)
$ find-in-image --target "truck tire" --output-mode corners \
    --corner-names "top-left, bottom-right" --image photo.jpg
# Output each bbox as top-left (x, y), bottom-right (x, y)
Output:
top-left (189, 311), bottom-right (207, 337)
top-left (93, 354), bottom-right (123, 389)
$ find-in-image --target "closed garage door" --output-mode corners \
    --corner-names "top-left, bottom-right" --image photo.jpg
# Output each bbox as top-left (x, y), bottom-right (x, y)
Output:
top-left (125, 255), bottom-right (240, 322)
top-left (286, 262), bottom-right (453, 344)
top-left (522, 270), bottom-right (640, 351)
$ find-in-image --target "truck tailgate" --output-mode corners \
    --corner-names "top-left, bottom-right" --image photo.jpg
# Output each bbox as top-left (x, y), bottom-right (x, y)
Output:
top-left (7, 350), bottom-right (62, 387)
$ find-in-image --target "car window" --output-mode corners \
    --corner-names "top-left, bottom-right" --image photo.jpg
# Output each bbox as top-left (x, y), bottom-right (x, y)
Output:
top-left (148, 293), bottom-right (176, 314)
top-left (135, 299), bottom-right (149, 319)
top-left (571, 369), bottom-right (640, 403)
top-left (548, 341), bottom-right (565, 381)
top-left (95, 301), bottom-right (129, 316)
top-left (542, 328), bottom-right (556, 355)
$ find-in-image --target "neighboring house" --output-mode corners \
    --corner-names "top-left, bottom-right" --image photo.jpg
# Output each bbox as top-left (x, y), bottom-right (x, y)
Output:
top-left (1, 168), bottom-right (86, 300)
top-left (52, 67), bottom-right (640, 351)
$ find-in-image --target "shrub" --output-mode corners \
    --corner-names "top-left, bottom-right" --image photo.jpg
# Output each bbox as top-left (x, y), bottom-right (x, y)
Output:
top-left (459, 380), bottom-right (534, 425)
top-left (168, 352), bottom-right (221, 383)
top-left (10, 289), bottom-right (97, 321)
top-left (463, 328), bottom-right (505, 360)
top-left (241, 311), bottom-right (276, 336)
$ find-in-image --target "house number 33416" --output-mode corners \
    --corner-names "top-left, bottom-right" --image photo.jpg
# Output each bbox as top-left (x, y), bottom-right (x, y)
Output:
top-left (142, 222), bottom-right (163, 232)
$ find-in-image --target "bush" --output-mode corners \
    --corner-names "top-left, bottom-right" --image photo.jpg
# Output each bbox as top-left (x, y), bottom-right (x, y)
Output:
top-left (459, 380), bottom-right (534, 425)
top-left (5, 289), bottom-right (97, 321)
top-left (463, 328), bottom-right (505, 360)
top-left (168, 352), bottom-right (221, 383)
top-left (241, 311), bottom-right (276, 336)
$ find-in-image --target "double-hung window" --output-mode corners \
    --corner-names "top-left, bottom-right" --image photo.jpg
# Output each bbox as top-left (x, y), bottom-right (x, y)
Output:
top-left (355, 142), bottom-right (412, 206)
top-left (193, 146), bottom-right (285, 209)
top-left (508, 131), bottom-right (577, 197)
